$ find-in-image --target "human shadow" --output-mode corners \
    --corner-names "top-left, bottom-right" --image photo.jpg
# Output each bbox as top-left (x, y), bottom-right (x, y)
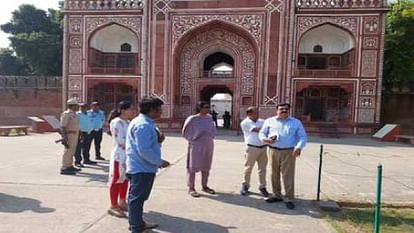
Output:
top-left (75, 171), bottom-right (109, 184)
top-left (145, 211), bottom-right (236, 233)
top-left (0, 193), bottom-right (55, 213)
top-left (202, 192), bottom-right (321, 218)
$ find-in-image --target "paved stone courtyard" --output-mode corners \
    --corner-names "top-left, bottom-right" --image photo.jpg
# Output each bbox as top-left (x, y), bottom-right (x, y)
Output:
top-left (0, 132), bottom-right (413, 233)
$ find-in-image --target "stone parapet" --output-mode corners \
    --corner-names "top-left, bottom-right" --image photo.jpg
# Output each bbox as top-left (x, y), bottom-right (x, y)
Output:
top-left (65, 0), bottom-right (144, 11)
top-left (296, 0), bottom-right (385, 9)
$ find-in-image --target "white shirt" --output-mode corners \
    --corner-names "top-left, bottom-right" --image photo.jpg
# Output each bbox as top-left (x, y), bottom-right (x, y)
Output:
top-left (240, 117), bottom-right (265, 146)
top-left (109, 117), bottom-right (129, 183)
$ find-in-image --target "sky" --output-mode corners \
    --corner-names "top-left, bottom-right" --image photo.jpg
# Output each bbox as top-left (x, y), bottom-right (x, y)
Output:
top-left (0, 0), bottom-right (60, 48)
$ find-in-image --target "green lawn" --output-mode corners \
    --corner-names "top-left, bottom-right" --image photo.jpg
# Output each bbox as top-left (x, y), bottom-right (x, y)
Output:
top-left (324, 207), bottom-right (414, 233)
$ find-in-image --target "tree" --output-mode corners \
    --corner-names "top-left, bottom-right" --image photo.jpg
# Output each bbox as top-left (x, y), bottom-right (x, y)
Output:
top-left (384, 0), bottom-right (414, 90)
top-left (0, 48), bottom-right (29, 75)
top-left (0, 4), bottom-right (63, 76)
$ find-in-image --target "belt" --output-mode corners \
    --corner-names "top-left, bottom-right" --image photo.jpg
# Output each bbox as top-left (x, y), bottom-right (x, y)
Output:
top-left (66, 130), bottom-right (78, 134)
top-left (268, 146), bottom-right (294, 151)
top-left (247, 144), bottom-right (267, 148)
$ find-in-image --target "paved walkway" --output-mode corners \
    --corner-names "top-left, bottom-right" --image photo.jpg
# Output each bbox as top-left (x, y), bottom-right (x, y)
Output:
top-left (0, 131), bottom-right (413, 233)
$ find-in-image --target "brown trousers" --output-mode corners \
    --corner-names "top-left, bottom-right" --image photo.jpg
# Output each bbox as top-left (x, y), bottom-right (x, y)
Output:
top-left (62, 133), bottom-right (78, 169)
top-left (242, 146), bottom-right (267, 189)
top-left (268, 148), bottom-right (296, 200)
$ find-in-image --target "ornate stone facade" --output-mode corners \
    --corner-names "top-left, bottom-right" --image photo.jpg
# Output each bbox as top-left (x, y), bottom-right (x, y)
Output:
top-left (63, 0), bottom-right (387, 133)
top-left (172, 14), bottom-right (264, 46)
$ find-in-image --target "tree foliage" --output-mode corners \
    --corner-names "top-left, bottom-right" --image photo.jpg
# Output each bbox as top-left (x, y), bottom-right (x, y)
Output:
top-left (0, 48), bottom-right (29, 75)
top-left (0, 4), bottom-right (63, 76)
top-left (384, 0), bottom-right (414, 89)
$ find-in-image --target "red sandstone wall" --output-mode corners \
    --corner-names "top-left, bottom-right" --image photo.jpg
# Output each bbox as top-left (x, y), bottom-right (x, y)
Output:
top-left (0, 76), bottom-right (63, 125)
top-left (0, 89), bottom-right (62, 125)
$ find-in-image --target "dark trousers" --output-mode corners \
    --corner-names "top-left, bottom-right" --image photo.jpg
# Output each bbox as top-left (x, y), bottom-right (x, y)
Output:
top-left (86, 129), bottom-right (103, 158)
top-left (75, 131), bottom-right (91, 163)
top-left (127, 173), bottom-right (156, 233)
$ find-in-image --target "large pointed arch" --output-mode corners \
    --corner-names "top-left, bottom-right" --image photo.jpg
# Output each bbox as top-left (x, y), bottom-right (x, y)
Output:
top-left (172, 21), bottom-right (259, 122)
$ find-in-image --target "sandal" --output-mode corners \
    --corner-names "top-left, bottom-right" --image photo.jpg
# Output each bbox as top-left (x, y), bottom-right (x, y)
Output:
top-left (189, 190), bottom-right (201, 198)
top-left (107, 207), bottom-right (127, 218)
top-left (119, 205), bottom-right (128, 211)
top-left (202, 187), bottom-right (216, 194)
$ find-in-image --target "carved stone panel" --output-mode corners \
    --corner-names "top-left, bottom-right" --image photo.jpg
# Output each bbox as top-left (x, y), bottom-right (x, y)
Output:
top-left (360, 81), bottom-right (376, 96)
top-left (69, 49), bottom-right (82, 74)
top-left (68, 75), bottom-right (82, 91)
top-left (364, 16), bottom-right (379, 34)
top-left (69, 17), bottom-right (83, 34)
top-left (172, 14), bottom-right (264, 46)
top-left (363, 37), bottom-right (378, 49)
top-left (297, 16), bottom-right (358, 37)
top-left (358, 109), bottom-right (375, 123)
top-left (161, 105), bottom-right (170, 118)
top-left (361, 50), bottom-right (377, 77)
top-left (259, 106), bottom-right (276, 119)
top-left (70, 35), bottom-right (82, 48)
top-left (85, 16), bottom-right (142, 37)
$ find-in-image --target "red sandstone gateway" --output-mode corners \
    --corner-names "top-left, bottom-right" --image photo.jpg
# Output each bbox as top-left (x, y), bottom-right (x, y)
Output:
top-left (62, 0), bottom-right (387, 134)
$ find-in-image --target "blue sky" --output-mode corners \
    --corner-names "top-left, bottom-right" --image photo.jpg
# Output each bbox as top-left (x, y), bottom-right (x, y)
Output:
top-left (0, 0), bottom-right (60, 48)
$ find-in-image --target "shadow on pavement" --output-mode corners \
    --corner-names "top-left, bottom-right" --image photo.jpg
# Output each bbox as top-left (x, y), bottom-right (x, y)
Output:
top-left (76, 171), bottom-right (109, 184)
top-left (203, 192), bottom-right (321, 217)
top-left (145, 211), bottom-right (236, 233)
top-left (0, 193), bottom-right (55, 213)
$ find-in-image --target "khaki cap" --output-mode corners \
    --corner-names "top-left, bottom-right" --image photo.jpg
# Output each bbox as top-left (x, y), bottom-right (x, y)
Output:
top-left (67, 98), bottom-right (79, 105)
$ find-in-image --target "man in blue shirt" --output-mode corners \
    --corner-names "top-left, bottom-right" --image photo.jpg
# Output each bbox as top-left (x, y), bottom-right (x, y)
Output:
top-left (87, 101), bottom-right (106, 160)
top-left (126, 96), bottom-right (170, 233)
top-left (75, 103), bottom-right (96, 167)
top-left (259, 103), bottom-right (307, 210)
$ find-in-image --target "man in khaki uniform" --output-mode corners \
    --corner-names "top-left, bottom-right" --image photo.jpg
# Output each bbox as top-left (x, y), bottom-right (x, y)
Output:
top-left (60, 98), bottom-right (81, 175)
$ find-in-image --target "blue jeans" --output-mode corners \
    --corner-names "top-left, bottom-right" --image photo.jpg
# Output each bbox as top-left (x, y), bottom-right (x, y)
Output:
top-left (74, 131), bottom-right (91, 163)
top-left (127, 173), bottom-right (156, 233)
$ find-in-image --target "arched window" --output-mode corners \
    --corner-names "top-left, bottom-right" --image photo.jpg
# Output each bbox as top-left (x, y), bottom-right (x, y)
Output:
top-left (313, 45), bottom-right (323, 53)
top-left (120, 43), bottom-right (132, 52)
top-left (203, 52), bottom-right (234, 77)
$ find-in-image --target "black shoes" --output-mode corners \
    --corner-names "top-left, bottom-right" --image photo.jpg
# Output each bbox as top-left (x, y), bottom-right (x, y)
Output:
top-left (265, 196), bottom-right (283, 203)
top-left (285, 201), bottom-right (295, 210)
top-left (84, 160), bottom-right (97, 165)
top-left (95, 156), bottom-right (105, 160)
top-left (240, 185), bottom-right (249, 196)
top-left (60, 167), bottom-right (76, 175)
top-left (259, 187), bottom-right (270, 197)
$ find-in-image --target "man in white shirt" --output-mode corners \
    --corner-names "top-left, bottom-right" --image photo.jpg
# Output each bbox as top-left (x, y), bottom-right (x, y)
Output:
top-left (240, 107), bottom-right (269, 197)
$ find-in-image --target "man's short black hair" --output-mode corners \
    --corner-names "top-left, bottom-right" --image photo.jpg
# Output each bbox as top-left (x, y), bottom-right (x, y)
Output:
top-left (139, 96), bottom-right (164, 114)
top-left (196, 101), bottom-right (210, 113)
top-left (277, 103), bottom-right (290, 109)
top-left (246, 106), bottom-right (257, 114)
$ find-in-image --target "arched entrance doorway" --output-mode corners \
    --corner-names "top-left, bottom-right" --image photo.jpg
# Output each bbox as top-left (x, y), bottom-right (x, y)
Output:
top-left (200, 85), bottom-right (233, 129)
top-left (87, 80), bottom-right (138, 114)
top-left (172, 22), bottom-right (259, 129)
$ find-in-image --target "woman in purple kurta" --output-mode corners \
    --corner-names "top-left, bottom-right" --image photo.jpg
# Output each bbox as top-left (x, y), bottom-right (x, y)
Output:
top-left (182, 101), bottom-right (217, 197)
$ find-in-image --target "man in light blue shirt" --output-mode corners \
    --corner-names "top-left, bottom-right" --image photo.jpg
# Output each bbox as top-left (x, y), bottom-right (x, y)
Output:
top-left (126, 97), bottom-right (170, 233)
top-left (87, 101), bottom-right (106, 160)
top-left (259, 103), bottom-right (307, 210)
top-left (75, 103), bottom-right (95, 166)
